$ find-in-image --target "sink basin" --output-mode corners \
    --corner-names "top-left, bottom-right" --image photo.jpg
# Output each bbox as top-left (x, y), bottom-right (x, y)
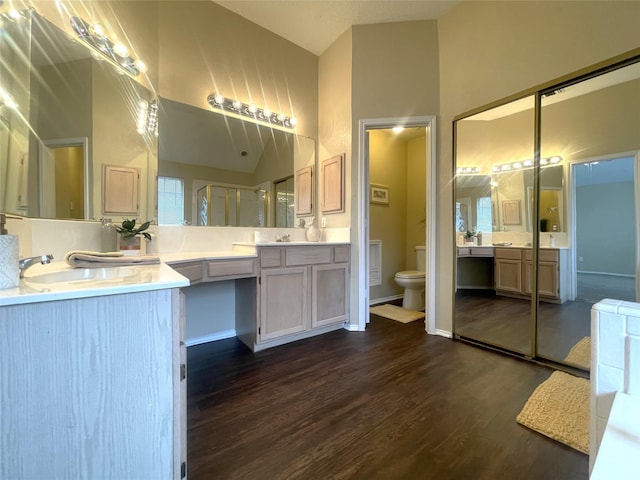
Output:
top-left (24, 265), bottom-right (145, 288)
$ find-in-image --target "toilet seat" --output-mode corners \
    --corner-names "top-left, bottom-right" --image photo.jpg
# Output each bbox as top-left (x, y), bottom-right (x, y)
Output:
top-left (395, 270), bottom-right (425, 279)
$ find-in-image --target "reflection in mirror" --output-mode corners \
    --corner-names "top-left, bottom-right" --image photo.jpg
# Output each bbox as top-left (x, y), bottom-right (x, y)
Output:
top-left (456, 56), bottom-right (640, 370)
top-left (536, 60), bottom-right (640, 367)
top-left (1, 11), bottom-right (157, 222)
top-left (455, 175), bottom-right (491, 234)
top-left (454, 95), bottom-right (535, 357)
top-left (157, 97), bottom-right (315, 227)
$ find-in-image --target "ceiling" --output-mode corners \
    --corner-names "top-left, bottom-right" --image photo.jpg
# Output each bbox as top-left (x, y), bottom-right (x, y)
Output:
top-left (215, 0), bottom-right (461, 55)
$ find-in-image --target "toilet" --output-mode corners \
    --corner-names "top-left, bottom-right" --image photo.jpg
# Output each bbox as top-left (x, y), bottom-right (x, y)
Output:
top-left (394, 246), bottom-right (426, 310)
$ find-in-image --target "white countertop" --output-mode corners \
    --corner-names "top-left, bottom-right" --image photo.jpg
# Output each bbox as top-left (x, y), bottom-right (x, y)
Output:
top-left (591, 392), bottom-right (640, 479)
top-left (0, 262), bottom-right (189, 307)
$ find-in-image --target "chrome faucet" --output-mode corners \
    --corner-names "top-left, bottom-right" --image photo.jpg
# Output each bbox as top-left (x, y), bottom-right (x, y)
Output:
top-left (19, 254), bottom-right (54, 278)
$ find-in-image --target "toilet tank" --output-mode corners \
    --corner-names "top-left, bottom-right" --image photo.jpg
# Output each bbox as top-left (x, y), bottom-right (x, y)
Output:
top-left (415, 246), bottom-right (426, 271)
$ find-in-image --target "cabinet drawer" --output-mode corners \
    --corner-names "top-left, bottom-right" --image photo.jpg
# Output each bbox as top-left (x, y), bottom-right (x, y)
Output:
top-left (170, 261), bottom-right (203, 284)
top-left (285, 246), bottom-right (332, 266)
top-left (457, 247), bottom-right (470, 257)
top-left (334, 246), bottom-right (350, 263)
top-left (524, 249), bottom-right (558, 262)
top-left (495, 248), bottom-right (522, 260)
top-left (471, 247), bottom-right (494, 257)
top-left (260, 248), bottom-right (282, 268)
top-left (206, 259), bottom-right (256, 278)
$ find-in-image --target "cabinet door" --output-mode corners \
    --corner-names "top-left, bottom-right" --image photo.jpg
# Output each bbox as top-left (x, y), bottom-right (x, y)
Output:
top-left (312, 264), bottom-right (348, 327)
top-left (524, 260), bottom-right (559, 298)
top-left (495, 258), bottom-right (522, 293)
top-left (260, 267), bottom-right (308, 341)
top-left (103, 164), bottom-right (139, 215)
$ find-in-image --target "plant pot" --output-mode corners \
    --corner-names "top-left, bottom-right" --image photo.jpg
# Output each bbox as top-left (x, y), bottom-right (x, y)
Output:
top-left (119, 235), bottom-right (142, 256)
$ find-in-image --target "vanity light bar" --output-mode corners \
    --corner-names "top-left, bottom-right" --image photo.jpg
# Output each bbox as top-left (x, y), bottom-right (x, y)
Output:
top-left (70, 16), bottom-right (146, 77)
top-left (206, 93), bottom-right (297, 130)
top-left (456, 166), bottom-right (480, 175)
top-left (492, 156), bottom-right (562, 173)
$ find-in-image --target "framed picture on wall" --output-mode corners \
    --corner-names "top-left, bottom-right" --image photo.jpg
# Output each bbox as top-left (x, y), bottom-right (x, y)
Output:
top-left (370, 184), bottom-right (389, 205)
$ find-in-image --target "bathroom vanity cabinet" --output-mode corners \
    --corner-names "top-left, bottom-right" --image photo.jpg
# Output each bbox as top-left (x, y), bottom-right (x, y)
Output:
top-left (165, 244), bottom-right (350, 353)
top-left (0, 287), bottom-right (187, 479)
top-left (245, 244), bottom-right (349, 350)
top-left (494, 247), bottom-right (568, 303)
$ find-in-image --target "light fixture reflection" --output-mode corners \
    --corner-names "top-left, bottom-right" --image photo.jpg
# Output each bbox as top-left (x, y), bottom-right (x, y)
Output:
top-left (492, 156), bottom-right (562, 173)
top-left (206, 93), bottom-right (297, 130)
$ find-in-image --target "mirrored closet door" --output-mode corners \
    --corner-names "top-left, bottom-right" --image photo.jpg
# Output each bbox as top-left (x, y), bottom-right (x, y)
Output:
top-left (453, 54), bottom-right (640, 368)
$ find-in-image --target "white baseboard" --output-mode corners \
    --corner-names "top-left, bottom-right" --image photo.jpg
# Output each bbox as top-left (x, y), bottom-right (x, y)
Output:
top-left (344, 322), bottom-right (364, 331)
top-left (186, 329), bottom-right (236, 347)
top-left (434, 329), bottom-right (453, 338)
top-left (370, 294), bottom-right (403, 306)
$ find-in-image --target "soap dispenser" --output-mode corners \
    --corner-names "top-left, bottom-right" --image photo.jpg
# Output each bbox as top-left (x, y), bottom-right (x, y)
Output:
top-left (0, 213), bottom-right (20, 289)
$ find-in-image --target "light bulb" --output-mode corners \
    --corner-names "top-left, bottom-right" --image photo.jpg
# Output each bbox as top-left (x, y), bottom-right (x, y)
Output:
top-left (93, 23), bottom-right (105, 37)
top-left (290, 118), bottom-right (298, 127)
top-left (276, 113), bottom-right (286, 122)
top-left (135, 60), bottom-right (147, 73)
top-left (248, 104), bottom-right (257, 114)
top-left (113, 42), bottom-right (129, 57)
top-left (263, 108), bottom-right (272, 118)
top-left (232, 100), bottom-right (242, 110)
top-left (214, 94), bottom-right (224, 105)
top-left (9, 9), bottom-right (21, 20)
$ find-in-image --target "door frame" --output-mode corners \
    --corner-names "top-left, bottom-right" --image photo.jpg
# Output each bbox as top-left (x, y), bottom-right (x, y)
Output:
top-left (357, 116), bottom-right (438, 334)
top-left (567, 149), bottom-right (640, 301)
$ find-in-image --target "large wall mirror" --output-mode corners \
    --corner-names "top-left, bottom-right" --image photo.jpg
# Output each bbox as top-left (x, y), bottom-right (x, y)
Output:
top-left (1, 10), bottom-right (157, 222)
top-left (157, 98), bottom-right (316, 227)
top-left (454, 55), bottom-right (640, 369)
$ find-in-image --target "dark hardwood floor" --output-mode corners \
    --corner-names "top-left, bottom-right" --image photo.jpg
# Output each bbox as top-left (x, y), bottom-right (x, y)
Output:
top-left (187, 317), bottom-right (588, 479)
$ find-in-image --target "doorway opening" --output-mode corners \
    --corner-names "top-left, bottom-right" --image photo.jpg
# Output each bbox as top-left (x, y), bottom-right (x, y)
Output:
top-left (357, 116), bottom-right (437, 334)
top-left (570, 153), bottom-right (639, 304)
top-left (39, 137), bottom-right (90, 219)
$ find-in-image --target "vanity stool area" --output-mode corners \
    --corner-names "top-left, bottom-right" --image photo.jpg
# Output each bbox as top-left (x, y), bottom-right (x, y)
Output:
top-left (166, 242), bottom-right (350, 352)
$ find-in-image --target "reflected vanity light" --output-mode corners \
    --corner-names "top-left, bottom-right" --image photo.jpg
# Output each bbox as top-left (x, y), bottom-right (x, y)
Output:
top-left (69, 16), bottom-right (145, 77)
top-left (206, 93), bottom-right (297, 130)
top-left (491, 156), bottom-right (562, 173)
top-left (137, 100), bottom-right (158, 136)
top-left (0, 8), bottom-right (30, 22)
top-left (0, 86), bottom-right (18, 110)
top-left (456, 166), bottom-right (480, 175)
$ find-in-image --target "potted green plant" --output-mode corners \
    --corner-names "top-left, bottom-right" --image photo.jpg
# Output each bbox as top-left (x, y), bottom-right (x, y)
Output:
top-left (115, 219), bottom-right (152, 255)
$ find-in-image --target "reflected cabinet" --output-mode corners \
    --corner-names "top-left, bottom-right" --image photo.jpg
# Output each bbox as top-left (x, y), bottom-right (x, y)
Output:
top-left (453, 52), bottom-right (640, 367)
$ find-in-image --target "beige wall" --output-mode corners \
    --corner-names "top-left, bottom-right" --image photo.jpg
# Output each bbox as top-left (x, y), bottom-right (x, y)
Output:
top-left (157, 1), bottom-right (318, 140)
top-left (318, 28), bottom-right (353, 229)
top-left (406, 134), bottom-right (427, 266)
top-left (347, 20), bottom-right (440, 323)
top-left (437, 0), bottom-right (640, 333)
